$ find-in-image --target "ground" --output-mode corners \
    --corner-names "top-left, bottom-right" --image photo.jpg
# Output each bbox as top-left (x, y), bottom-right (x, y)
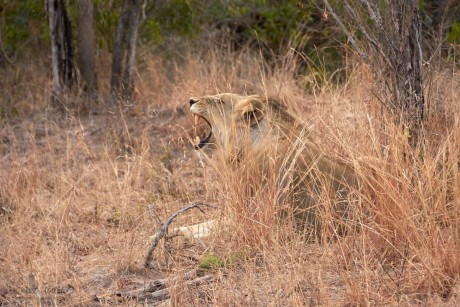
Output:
top-left (1, 50), bottom-right (459, 305)
top-left (0, 103), bottom-right (355, 306)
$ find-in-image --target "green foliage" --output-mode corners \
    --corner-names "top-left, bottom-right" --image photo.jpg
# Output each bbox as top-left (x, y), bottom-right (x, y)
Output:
top-left (142, 0), bottom-right (318, 52)
top-left (418, 0), bottom-right (426, 11)
top-left (93, 0), bottom-right (122, 49)
top-left (0, 1), bottom-right (48, 57)
top-left (91, 0), bottom-right (160, 49)
top-left (199, 254), bottom-right (224, 270)
top-left (155, 0), bottom-right (201, 37)
top-left (252, 2), bottom-right (314, 50)
top-left (0, 0), bottom-right (320, 62)
top-left (447, 20), bottom-right (460, 44)
top-left (2, 0), bottom-right (457, 79)
top-left (198, 250), bottom-right (248, 270)
top-left (140, 18), bottom-right (163, 45)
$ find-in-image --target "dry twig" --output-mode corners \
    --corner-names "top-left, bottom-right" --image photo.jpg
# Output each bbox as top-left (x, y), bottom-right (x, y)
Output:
top-left (144, 202), bottom-right (216, 266)
top-left (321, 0), bottom-right (425, 136)
top-left (121, 274), bottom-right (214, 302)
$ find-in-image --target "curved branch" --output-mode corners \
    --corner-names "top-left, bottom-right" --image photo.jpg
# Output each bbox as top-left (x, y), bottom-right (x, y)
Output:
top-left (144, 202), bottom-right (216, 267)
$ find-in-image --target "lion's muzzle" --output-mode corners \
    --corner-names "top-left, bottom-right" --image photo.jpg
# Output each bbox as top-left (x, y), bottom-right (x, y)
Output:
top-left (189, 98), bottom-right (213, 150)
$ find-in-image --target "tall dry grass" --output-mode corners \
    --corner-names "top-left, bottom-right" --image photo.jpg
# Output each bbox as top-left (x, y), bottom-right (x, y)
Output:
top-left (0, 43), bottom-right (459, 305)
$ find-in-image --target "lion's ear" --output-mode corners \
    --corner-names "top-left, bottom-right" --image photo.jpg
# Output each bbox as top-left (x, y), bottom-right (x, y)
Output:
top-left (235, 97), bottom-right (263, 126)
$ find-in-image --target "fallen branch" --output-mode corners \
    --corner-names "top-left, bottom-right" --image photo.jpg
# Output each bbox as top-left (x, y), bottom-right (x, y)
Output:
top-left (118, 273), bottom-right (214, 302)
top-left (117, 269), bottom-right (196, 298)
top-left (143, 275), bottom-right (213, 302)
top-left (144, 202), bottom-right (216, 266)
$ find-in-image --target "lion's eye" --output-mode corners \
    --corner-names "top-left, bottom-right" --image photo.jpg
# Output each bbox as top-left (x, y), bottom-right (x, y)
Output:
top-left (242, 109), bottom-right (262, 126)
top-left (213, 97), bottom-right (223, 104)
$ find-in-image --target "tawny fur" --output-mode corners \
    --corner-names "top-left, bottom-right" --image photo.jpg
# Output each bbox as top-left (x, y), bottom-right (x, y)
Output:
top-left (190, 93), bottom-right (356, 237)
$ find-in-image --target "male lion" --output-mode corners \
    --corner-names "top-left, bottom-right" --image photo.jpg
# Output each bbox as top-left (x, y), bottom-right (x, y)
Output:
top-left (189, 93), bottom-right (356, 237)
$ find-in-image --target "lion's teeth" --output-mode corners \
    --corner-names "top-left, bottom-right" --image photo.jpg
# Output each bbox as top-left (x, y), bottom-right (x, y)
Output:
top-left (194, 114), bottom-right (199, 126)
top-left (194, 136), bottom-right (200, 146)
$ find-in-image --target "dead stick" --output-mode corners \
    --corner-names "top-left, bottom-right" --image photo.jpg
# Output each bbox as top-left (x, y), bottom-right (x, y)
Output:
top-left (144, 202), bottom-right (215, 266)
top-left (118, 274), bottom-right (213, 302)
top-left (120, 269), bottom-right (197, 298)
top-left (140, 275), bottom-right (213, 302)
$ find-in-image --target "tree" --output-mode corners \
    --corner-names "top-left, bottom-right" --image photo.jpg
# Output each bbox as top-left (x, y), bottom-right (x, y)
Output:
top-left (111, 0), bottom-right (144, 103)
top-left (45, 0), bottom-right (74, 106)
top-left (322, 0), bottom-right (425, 145)
top-left (76, 0), bottom-right (98, 101)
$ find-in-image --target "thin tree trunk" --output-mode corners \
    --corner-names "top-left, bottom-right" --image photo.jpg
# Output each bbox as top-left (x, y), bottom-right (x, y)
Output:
top-left (110, 0), bottom-right (143, 103)
top-left (393, 2), bottom-right (424, 143)
top-left (76, 0), bottom-right (98, 100)
top-left (47, 0), bottom-right (61, 96)
top-left (408, 4), bottom-right (424, 125)
top-left (46, 0), bottom-right (74, 107)
top-left (110, 0), bottom-right (131, 100)
top-left (122, 0), bottom-right (142, 101)
top-left (57, 0), bottom-right (74, 90)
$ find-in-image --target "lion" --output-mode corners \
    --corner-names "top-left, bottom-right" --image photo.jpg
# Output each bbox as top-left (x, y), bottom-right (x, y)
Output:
top-left (189, 93), bottom-right (357, 238)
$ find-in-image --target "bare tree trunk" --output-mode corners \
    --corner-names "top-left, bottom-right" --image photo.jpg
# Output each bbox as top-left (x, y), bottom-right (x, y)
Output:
top-left (402, 4), bottom-right (424, 128)
top-left (111, 0), bottom-right (143, 103)
top-left (76, 0), bottom-right (98, 101)
top-left (111, 0), bottom-right (131, 99)
top-left (47, 0), bottom-right (61, 96)
top-left (122, 0), bottom-right (142, 101)
top-left (46, 0), bottom-right (74, 108)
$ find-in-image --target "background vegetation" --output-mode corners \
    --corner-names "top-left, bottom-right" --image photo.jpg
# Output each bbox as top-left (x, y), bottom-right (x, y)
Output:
top-left (0, 0), bottom-right (459, 305)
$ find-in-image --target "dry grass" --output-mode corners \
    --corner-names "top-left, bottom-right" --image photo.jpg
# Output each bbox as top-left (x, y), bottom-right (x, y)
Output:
top-left (0, 44), bottom-right (459, 306)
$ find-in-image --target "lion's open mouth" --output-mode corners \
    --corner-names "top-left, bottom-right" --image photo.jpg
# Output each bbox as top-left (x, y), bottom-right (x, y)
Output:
top-left (193, 114), bottom-right (212, 150)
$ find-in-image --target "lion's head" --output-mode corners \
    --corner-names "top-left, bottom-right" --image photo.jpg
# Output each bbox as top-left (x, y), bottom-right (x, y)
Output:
top-left (189, 93), bottom-right (300, 162)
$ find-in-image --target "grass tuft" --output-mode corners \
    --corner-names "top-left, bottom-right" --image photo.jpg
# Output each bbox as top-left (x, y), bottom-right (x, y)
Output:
top-left (0, 43), bottom-right (459, 305)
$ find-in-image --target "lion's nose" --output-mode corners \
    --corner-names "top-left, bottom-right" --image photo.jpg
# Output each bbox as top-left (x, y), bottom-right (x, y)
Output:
top-left (189, 98), bottom-right (199, 106)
